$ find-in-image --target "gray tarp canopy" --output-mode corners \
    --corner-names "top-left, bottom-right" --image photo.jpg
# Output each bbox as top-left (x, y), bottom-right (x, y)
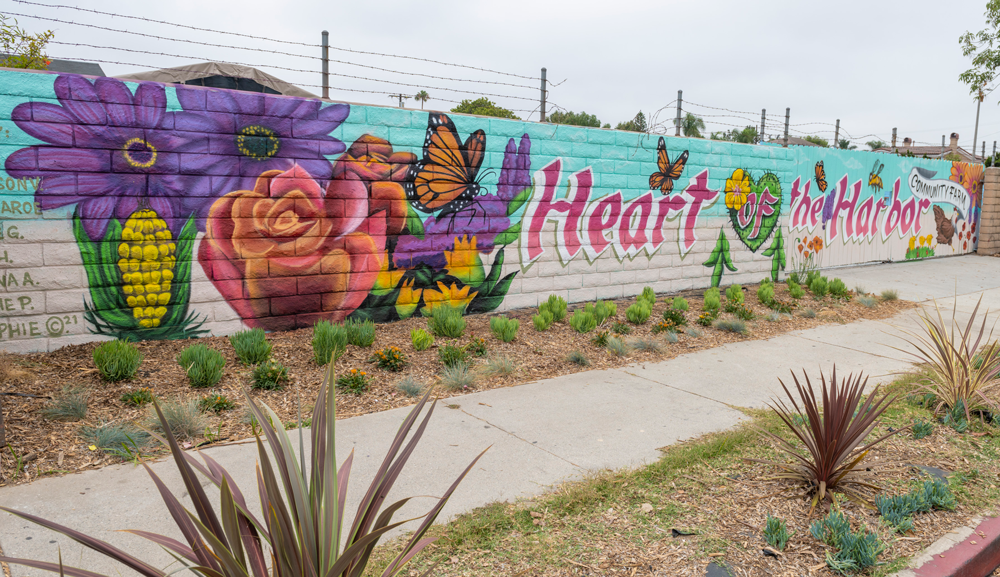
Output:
top-left (115, 61), bottom-right (317, 99)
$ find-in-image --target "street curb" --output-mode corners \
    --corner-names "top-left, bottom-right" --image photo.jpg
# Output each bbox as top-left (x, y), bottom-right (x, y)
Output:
top-left (896, 516), bottom-right (1000, 577)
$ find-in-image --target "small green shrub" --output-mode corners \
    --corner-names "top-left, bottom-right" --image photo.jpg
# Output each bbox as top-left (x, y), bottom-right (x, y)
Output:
top-left (672, 297), bottom-right (689, 311)
top-left (789, 282), bottom-right (806, 299)
top-left (41, 387), bottom-right (88, 421)
top-left (811, 510), bottom-right (885, 574)
top-left (788, 272), bottom-right (802, 285)
top-left (757, 283), bottom-right (775, 305)
top-left (441, 363), bottom-right (476, 391)
top-left (533, 311), bottom-right (553, 331)
top-left (732, 303), bottom-right (755, 321)
top-left (490, 316), bottom-right (519, 342)
top-left (685, 328), bottom-right (702, 338)
top-left (199, 393), bottom-right (235, 413)
top-left (428, 306), bottom-right (466, 338)
top-left (764, 515), bottom-right (791, 551)
top-left (395, 375), bottom-right (424, 397)
top-left (252, 359), bottom-right (289, 390)
top-left (410, 328), bottom-right (434, 351)
top-left (335, 368), bottom-right (370, 394)
top-left (809, 276), bottom-right (829, 298)
top-left (543, 294), bottom-right (568, 322)
top-left (857, 296), bottom-right (878, 308)
top-left (313, 321), bottom-right (348, 364)
top-left (880, 289), bottom-right (899, 301)
top-left (912, 420), bottom-right (933, 440)
top-left (566, 350), bottom-right (590, 366)
top-left (120, 387), bottom-right (154, 407)
top-left (828, 278), bottom-right (849, 298)
top-left (569, 310), bottom-right (597, 333)
top-left (79, 422), bottom-right (150, 459)
top-left (697, 311), bottom-right (716, 326)
top-left (592, 300), bottom-right (617, 324)
top-left (592, 330), bottom-right (610, 347)
top-left (611, 321), bottom-right (631, 335)
top-left (800, 307), bottom-right (817, 318)
top-left (177, 345), bottom-right (226, 388)
top-left (703, 288), bottom-right (721, 312)
top-left (943, 400), bottom-right (969, 433)
top-left (606, 336), bottom-right (629, 356)
top-left (229, 328), bottom-right (271, 365)
top-left (652, 320), bottom-right (677, 334)
top-left (466, 337), bottom-right (487, 357)
top-left (370, 346), bottom-right (407, 371)
top-left (145, 399), bottom-right (206, 441)
top-left (625, 302), bottom-right (651, 324)
top-left (639, 287), bottom-right (656, 304)
top-left (345, 318), bottom-right (377, 347)
top-left (482, 353), bottom-right (516, 376)
top-left (629, 338), bottom-right (662, 353)
top-left (662, 308), bottom-right (687, 326)
top-left (725, 284), bottom-right (745, 305)
top-left (714, 318), bottom-right (747, 335)
top-left (875, 480), bottom-right (956, 533)
top-left (93, 339), bottom-right (143, 382)
top-left (438, 344), bottom-right (469, 368)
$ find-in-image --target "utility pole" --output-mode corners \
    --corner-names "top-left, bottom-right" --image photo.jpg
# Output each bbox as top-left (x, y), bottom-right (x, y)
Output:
top-left (321, 30), bottom-right (329, 99)
top-left (388, 94), bottom-right (410, 108)
top-left (994, 141), bottom-right (997, 159)
top-left (760, 109), bottom-right (766, 144)
top-left (539, 67), bottom-right (547, 122)
top-left (891, 128), bottom-right (897, 150)
top-left (973, 86), bottom-right (984, 160)
top-left (833, 119), bottom-right (840, 148)
top-left (783, 108), bottom-right (790, 148)
top-left (983, 142), bottom-right (987, 161)
top-left (675, 90), bottom-right (683, 137)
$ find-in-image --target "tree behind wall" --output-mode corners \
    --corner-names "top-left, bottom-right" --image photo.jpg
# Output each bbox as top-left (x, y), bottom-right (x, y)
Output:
top-left (959, 0), bottom-right (1000, 98)
top-left (804, 135), bottom-right (829, 147)
top-left (0, 14), bottom-right (53, 70)
top-left (711, 126), bottom-right (757, 144)
top-left (451, 97), bottom-right (520, 119)
top-left (679, 112), bottom-right (706, 138)
top-left (547, 110), bottom-right (602, 127)
top-left (616, 111), bottom-right (647, 132)
top-left (866, 140), bottom-right (886, 151)
top-left (837, 138), bottom-right (857, 150)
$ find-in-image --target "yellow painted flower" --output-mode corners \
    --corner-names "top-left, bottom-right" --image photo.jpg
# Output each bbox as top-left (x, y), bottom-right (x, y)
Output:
top-left (372, 250), bottom-right (407, 295)
top-left (422, 281), bottom-right (478, 314)
top-left (925, 234), bottom-right (934, 246)
top-left (395, 278), bottom-right (422, 319)
top-left (724, 169), bottom-right (751, 211)
top-left (444, 235), bottom-right (485, 286)
top-left (910, 237), bottom-right (917, 250)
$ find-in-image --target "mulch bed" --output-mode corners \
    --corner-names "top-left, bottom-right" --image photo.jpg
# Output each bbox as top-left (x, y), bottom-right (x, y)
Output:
top-left (0, 283), bottom-right (914, 487)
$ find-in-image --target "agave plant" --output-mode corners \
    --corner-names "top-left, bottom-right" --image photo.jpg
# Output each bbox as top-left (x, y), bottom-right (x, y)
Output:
top-left (896, 297), bottom-right (1000, 419)
top-left (753, 367), bottom-right (899, 509)
top-left (0, 362), bottom-right (485, 577)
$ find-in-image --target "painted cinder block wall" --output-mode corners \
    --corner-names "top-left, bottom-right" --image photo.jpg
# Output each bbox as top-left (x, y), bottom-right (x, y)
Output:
top-left (980, 167), bottom-right (1000, 254)
top-left (0, 68), bottom-right (984, 352)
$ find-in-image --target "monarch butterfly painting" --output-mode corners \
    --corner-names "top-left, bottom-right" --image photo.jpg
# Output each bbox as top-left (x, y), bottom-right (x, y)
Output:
top-left (868, 159), bottom-right (884, 193)
top-left (648, 137), bottom-right (689, 194)
top-left (814, 161), bottom-right (828, 193)
top-left (405, 113), bottom-right (488, 219)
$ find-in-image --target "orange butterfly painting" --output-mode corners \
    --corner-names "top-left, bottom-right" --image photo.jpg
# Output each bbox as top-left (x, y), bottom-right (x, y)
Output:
top-left (648, 137), bottom-right (689, 194)
top-left (405, 113), bottom-right (488, 219)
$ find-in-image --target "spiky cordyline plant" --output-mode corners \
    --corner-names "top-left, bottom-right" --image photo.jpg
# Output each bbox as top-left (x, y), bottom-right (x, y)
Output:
top-left (896, 297), bottom-right (1000, 419)
top-left (0, 361), bottom-right (486, 577)
top-left (752, 367), bottom-right (899, 510)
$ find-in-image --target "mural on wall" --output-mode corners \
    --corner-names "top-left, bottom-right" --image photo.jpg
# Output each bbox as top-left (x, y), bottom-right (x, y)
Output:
top-left (0, 69), bottom-right (986, 350)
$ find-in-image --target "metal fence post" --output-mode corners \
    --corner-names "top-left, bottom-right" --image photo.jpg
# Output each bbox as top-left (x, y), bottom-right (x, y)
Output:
top-left (675, 90), bottom-right (683, 137)
top-left (321, 31), bottom-right (329, 99)
top-left (783, 108), bottom-right (789, 148)
top-left (540, 67), bottom-right (547, 122)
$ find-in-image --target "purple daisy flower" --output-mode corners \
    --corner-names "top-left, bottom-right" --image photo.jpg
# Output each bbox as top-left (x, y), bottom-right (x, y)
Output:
top-left (394, 134), bottom-right (531, 269)
top-left (5, 75), bottom-right (208, 239)
top-left (174, 86), bottom-right (349, 221)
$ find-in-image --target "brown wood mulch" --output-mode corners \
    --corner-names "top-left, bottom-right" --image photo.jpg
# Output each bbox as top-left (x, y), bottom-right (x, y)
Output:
top-left (0, 283), bottom-right (914, 487)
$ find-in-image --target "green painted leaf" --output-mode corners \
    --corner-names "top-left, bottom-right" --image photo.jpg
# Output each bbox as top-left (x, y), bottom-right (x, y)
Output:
top-left (506, 185), bottom-right (534, 217)
top-left (405, 204), bottom-right (425, 239)
top-left (493, 222), bottom-right (521, 247)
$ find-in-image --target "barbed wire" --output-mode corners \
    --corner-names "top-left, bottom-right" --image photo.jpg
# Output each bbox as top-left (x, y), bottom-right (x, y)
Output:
top-left (12, 0), bottom-right (541, 80)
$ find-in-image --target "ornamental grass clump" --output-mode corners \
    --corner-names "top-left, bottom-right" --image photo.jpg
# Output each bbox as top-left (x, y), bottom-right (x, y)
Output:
top-left (0, 362), bottom-right (485, 577)
top-left (663, 331), bottom-right (679, 344)
top-left (857, 295), bottom-right (878, 308)
top-left (394, 375), bottom-right (424, 397)
top-left (40, 387), bottom-right (88, 422)
top-left (438, 344), bottom-right (469, 368)
top-left (490, 316), bottom-right (519, 342)
top-left (896, 298), bottom-right (1000, 421)
top-left (93, 339), bottom-right (143, 382)
top-left (177, 344), bottom-right (225, 388)
top-left (713, 318), bottom-right (747, 334)
top-left (252, 359), bottom-right (289, 390)
top-left (79, 422), bottom-right (150, 460)
top-left (410, 328), bottom-right (434, 351)
top-left (606, 336), bottom-right (629, 356)
top-left (313, 320), bottom-right (348, 364)
top-left (144, 399), bottom-right (206, 441)
top-left (569, 309), bottom-right (597, 333)
top-left (625, 301), bottom-right (652, 324)
top-left (428, 306), bottom-right (466, 338)
top-left (880, 288), bottom-right (899, 301)
top-left (566, 350), bottom-right (590, 366)
top-left (441, 363), bottom-right (476, 391)
top-left (482, 353), bottom-right (516, 376)
top-left (628, 337), bottom-right (662, 353)
top-left (754, 367), bottom-right (899, 510)
top-left (228, 328), bottom-right (271, 365)
top-left (345, 318), bottom-right (377, 347)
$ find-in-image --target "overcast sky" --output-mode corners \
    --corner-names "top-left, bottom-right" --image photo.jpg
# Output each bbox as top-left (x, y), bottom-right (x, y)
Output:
top-left (5, 0), bottom-right (999, 152)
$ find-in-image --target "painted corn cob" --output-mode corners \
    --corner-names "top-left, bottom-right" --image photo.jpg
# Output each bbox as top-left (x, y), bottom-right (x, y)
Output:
top-left (118, 210), bottom-right (175, 328)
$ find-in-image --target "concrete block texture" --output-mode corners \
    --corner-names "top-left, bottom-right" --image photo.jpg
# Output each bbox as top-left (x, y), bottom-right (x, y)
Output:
top-left (0, 67), bottom-right (987, 351)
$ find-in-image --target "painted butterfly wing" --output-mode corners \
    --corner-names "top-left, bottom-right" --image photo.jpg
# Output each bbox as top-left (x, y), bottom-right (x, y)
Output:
top-left (814, 161), bottom-right (828, 193)
top-left (649, 137), bottom-right (689, 194)
top-left (406, 113), bottom-right (486, 214)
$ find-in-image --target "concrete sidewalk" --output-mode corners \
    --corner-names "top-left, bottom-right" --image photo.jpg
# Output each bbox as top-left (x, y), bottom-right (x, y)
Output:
top-left (2, 255), bottom-right (999, 576)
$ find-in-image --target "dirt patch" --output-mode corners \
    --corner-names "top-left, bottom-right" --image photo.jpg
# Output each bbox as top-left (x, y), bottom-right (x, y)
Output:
top-left (0, 283), bottom-right (914, 486)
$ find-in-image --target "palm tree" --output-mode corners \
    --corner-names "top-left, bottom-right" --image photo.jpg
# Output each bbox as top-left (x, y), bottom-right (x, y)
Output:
top-left (680, 112), bottom-right (706, 138)
top-left (414, 90), bottom-right (430, 109)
